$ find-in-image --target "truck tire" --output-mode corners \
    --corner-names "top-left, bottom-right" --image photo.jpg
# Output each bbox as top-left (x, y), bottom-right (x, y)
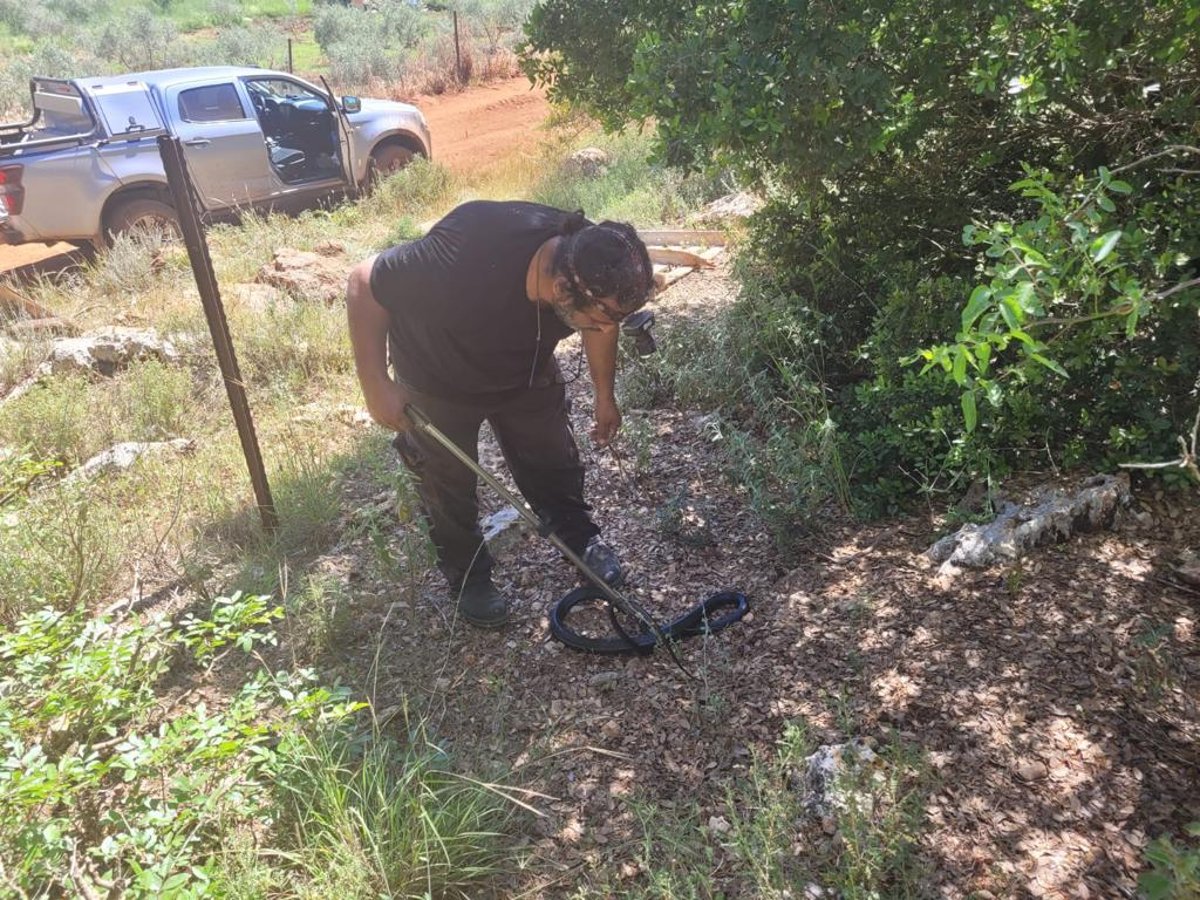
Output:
top-left (367, 143), bottom-right (416, 189)
top-left (105, 197), bottom-right (181, 245)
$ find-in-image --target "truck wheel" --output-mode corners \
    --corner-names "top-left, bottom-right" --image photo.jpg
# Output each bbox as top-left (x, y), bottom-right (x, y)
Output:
top-left (368, 143), bottom-right (416, 188)
top-left (106, 198), bottom-right (181, 245)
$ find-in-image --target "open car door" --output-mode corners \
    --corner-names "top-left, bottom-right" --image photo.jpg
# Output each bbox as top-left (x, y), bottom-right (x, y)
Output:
top-left (320, 75), bottom-right (358, 195)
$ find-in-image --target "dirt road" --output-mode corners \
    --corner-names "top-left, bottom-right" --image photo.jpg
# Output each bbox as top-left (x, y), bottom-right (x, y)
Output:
top-left (0, 77), bottom-right (549, 274)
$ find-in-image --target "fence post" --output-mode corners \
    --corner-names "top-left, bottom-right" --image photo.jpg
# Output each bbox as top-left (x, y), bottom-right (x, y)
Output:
top-left (157, 135), bottom-right (278, 535)
top-left (453, 11), bottom-right (462, 83)
top-left (288, 38), bottom-right (294, 74)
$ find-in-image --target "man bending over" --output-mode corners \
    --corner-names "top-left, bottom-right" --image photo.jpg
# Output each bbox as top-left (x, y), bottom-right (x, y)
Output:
top-left (346, 200), bottom-right (656, 628)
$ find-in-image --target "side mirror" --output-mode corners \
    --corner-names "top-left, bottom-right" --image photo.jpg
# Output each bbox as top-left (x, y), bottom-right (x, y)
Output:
top-left (341, 96), bottom-right (362, 114)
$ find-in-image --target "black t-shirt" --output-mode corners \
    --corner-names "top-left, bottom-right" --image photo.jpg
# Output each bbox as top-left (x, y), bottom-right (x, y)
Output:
top-left (369, 200), bottom-right (576, 399)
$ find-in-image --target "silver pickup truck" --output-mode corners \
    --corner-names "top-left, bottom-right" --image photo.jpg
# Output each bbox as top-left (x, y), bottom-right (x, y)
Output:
top-left (0, 66), bottom-right (431, 247)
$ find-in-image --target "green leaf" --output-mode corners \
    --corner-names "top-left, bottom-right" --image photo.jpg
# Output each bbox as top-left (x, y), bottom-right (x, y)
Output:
top-left (1011, 239), bottom-right (1048, 266)
top-left (999, 294), bottom-right (1023, 329)
top-left (1137, 871), bottom-right (1171, 900)
top-left (1010, 329), bottom-right (1035, 346)
top-left (952, 346), bottom-right (968, 385)
top-left (1108, 179), bottom-right (1133, 194)
top-left (976, 342), bottom-right (991, 375)
top-left (1125, 304), bottom-right (1140, 338)
top-left (1090, 230), bottom-right (1123, 263)
top-left (961, 285), bottom-right (993, 330)
top-left (1097, 194), bottom-right (1116, 213)
top-left (1013, 281), bottom-right (1039, 314)
top-left (1030, 353), bottom-right (1068, 377)
top-left (961, 391), bottom-right (977, 433)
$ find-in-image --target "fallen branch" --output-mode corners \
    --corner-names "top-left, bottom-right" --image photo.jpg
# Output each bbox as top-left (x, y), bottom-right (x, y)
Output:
top-left (1119, 405), bottom-right (1200, 485)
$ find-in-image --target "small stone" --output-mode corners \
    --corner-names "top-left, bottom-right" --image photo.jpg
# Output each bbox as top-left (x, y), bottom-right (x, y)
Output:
top-left (550, 699), bottom-right (565, 717)
top-left (601, 720), bottom-right (621, 740)
top-left (481, 506), bottom-right (532, 557)
top-left (561, 147), bottom-right (610, 178)
top-left (707, 815), bottom-right (731, 835)
top-left (1017, 760), bottom-right (1048, 782)
top-left (589, 671), bottom-right (621, 688)
top-left (433, 677), bottom-right (450, 691)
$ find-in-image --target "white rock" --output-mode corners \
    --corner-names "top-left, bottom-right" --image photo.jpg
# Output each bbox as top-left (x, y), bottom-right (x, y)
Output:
top-left (63, 439), bottom-right (194, 485)
top-left (482, 506), bottom-right (531, 556)
top-left (562, 147), bottom-right (610, 179)
top-left (707, 815), bottom-right (731, 835)
top-left (44, 327), bottom-right (179, 377)
top-left (227, 283), bottom-right (290, 313)
top-left (926, 474), bottom-right (1130, 582)
top-left (257, 247), bottom-right (351, 304)
top-left (697, 191), bottom-right (763, 223)
top-left (799, 739), bottom-right (878, 819)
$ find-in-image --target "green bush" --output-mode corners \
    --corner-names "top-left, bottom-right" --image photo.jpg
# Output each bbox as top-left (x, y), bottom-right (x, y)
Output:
top-left (529, 0), bottom-right (1200, 515)
top-left (204, 22), bottom-right (287, 68)
top-left (0, 592), bottom-right (515, 898)
top-left (1141, 824), bottom-right (1200, 899)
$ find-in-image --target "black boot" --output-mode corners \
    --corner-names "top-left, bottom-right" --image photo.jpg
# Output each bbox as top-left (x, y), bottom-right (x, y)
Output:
top-left (453, 575), bottom-right (508, 628)
top-left (581, 536), bottom-right (625, 587)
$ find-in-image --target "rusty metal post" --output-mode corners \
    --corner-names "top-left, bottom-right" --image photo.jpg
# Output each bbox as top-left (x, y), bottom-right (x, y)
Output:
top-left (157, 135), bottom-right (278, 534)
top-left (453, 11), bottom-right (462, 83)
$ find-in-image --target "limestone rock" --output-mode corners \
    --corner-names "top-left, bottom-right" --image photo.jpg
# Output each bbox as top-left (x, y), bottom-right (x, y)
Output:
top-left (797, 739), bottom-right (879, 820)
top-left (227, 283), bottom-right (290, 314)
top-left (44, 327), bottom-right (179, 377)
top-left (562, 147), bottom-right (610, 179)
top-left (927, 473), bottom-right (1130, 583)
top-left (482, 505), bottom-right (531, 556)
top-left (64, 439), bottom-right (194, 485)
top-left (697, 191), bottom-right (762, 223)
top-left (1175, 549), bottom-right (1200, 587)
top-left (257, 247), bottom-right (351, 304)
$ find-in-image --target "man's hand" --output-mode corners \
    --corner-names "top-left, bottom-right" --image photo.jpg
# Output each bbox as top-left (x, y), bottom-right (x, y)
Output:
top-left (363, 377), bottom-right (413, 433)
top-left (592, 396), bottom-right (622, 447)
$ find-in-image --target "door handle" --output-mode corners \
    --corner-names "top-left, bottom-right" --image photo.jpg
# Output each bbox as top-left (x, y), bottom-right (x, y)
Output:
top-left (183, 138), bottom-right (211, 147)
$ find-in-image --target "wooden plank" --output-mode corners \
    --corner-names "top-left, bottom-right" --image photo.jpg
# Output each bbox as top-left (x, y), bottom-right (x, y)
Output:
top-left (648, 247), bottom-right (715, 269)
top-left (637, 229), bottom-right (726, 247)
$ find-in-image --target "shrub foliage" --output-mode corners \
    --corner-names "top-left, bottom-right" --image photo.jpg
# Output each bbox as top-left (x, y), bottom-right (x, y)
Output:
top-left (527, 0), bottom-right (1200, 509)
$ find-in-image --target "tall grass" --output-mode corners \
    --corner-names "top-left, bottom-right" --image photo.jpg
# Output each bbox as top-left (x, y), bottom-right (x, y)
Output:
top-left (264, 723), bottom-right (511, 898)
top-left (0, 105), bottom-right (729, 896)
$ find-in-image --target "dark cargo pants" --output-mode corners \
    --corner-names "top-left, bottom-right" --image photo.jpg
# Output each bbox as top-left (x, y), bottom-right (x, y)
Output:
top-left (392, 376), bottom-right (600, 591)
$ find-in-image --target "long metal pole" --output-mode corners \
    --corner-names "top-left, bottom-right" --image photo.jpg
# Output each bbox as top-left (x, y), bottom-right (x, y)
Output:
top-left (406, 404), bottom-right (666, 642)
top-left (453, 12), bottom-right (462, 83)
top-left (158, 135), bottom-right (278, 534)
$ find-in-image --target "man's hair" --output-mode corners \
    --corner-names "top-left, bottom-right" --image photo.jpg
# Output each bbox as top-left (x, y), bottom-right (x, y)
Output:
top-left (553, 212), bottom-right (655, 316)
